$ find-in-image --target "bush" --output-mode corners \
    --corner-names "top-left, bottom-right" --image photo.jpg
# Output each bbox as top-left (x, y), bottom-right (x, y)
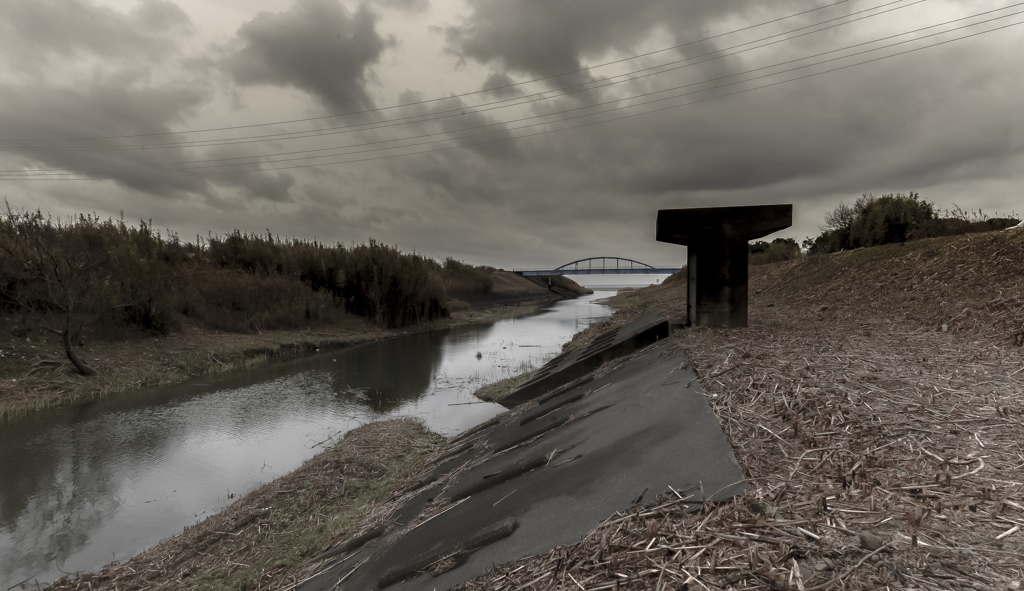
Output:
top-left (850, 192), bottom-right (934, 247)
top-left (807, 193), bottom-right (934, 254)
top-left (339, 241), bottom-right (447, 329)
top-left (749, 238), bottom-right (801, 266)
top-left (663, 266), bottom-right (687, 285)
top-left (441, 258), bottom-right (493, 297)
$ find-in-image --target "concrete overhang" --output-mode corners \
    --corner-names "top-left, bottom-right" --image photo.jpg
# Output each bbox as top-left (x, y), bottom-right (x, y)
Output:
top-left (656, 204), bottom-right (793, 245)
top-left (656, 204), bottom-right (793, 328)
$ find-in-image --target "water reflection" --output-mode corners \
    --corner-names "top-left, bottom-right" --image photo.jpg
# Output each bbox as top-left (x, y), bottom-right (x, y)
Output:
top-left (0, 292), bottom-right (614, 587)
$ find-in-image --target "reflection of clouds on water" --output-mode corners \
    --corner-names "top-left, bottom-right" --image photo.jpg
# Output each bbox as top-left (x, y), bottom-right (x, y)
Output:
top-left (329, 330), bottom-right (447, 414)
top-left (0, 293), bottom-right (614, 588)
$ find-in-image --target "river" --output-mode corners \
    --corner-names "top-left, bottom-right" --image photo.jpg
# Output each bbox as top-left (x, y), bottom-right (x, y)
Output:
top-left (0, 291), bottom-right (615, 588)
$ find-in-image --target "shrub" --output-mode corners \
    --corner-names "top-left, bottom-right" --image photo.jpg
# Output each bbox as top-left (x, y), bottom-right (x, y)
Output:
top-left (849, 192), bottom-right (934, 247)
top-left (749, 238), bottom-right (801, 266)
top-left (807, 192), bottom-right (935, 254)
top-left (441, 258), bottom-right (493, 297)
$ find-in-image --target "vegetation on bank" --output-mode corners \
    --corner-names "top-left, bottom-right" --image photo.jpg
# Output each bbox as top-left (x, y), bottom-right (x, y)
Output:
top-left (46, 418), bottom-right (439, 591)
top-left (37, 225), bottom-right (1024, 591)
top-left (803, 192), bottom-right (1019, 254)
top-left (748, 237), bottom-right (800, 265)
top-left (0, 208), bottom-right (495, 374)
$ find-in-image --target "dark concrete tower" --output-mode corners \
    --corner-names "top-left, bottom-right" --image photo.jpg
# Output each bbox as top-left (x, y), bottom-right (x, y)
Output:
top-left (656, 204), bottom-right (792, 328)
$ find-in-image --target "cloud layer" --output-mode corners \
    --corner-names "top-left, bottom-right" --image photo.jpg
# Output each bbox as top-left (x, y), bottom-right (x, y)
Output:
top-left (0, 0), bottom-right (1021, 269)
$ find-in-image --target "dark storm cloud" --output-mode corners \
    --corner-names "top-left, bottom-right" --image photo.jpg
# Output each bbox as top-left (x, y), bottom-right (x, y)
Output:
top-left (0, 0), bottom-right (214, 197)
top-left (2, 0), bottom-right (1021, 270)
top-left (200, 145), bottom-right (298, 202)
top-left (382, 0), bottom-right (1024, 263)
top-left (217, 169), bottom-right (297, 203)
top-left (427, 1), bottom-right (1024, 211)
top-left (0, 0), bottom-right (192, 70)
top-left (445, 0), bottom-right (666, 80)
top-left (442, 0), bottom-right (818, 99)
top-left (223, 0), bottom-right (394, 114)
top-left (0, 80), bottom-right (212, 196)
top-left (481, 73), bottom-right (524, 99)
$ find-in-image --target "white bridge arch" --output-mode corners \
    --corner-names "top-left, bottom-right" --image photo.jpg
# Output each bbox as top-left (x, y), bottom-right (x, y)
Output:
top-left (520, 257), bottom-right (681, 276)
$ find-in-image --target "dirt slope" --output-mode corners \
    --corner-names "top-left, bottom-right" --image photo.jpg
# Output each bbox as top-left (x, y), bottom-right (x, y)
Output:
top-left (461, 229), bottom-right (1024, 590)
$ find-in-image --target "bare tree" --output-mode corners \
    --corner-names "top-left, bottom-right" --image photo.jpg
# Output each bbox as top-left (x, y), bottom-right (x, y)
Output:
top-left (0, 207), bottom-right (115, 375)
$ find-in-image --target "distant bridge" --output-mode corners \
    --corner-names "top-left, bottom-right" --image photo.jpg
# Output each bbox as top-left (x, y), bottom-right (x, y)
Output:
top-left (519, 257), bottom-right (681, 276)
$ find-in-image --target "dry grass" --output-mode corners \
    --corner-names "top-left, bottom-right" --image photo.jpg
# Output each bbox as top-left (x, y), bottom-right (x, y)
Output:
top-left (473, 371), bottom-right (537, 402)
top-left (457, 229), bottom-right (1024, 590)
top-left (44, 418), bottom-right (439, 591)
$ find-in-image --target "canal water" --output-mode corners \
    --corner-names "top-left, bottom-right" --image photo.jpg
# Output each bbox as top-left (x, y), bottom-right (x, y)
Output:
top-left (0, 292), bottom-right (615, 588)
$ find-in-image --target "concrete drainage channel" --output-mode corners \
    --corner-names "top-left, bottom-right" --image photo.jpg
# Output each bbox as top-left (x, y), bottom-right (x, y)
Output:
top-left (297, 313), bottom-right (747, 591)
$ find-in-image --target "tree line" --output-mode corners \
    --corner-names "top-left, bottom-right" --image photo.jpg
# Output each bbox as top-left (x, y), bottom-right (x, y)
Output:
top-left (0, 208), bottom-right (494, 374)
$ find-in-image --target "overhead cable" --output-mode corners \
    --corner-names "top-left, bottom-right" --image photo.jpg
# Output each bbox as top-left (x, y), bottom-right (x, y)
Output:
top-left (0, 0), bottom-right (917, 153)
top-left (3, 4), bottom-right (1020, 178)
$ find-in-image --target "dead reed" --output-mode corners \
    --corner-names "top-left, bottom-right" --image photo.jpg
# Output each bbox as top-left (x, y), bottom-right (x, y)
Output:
top-left (457, 230), bottom-right (1024, 590)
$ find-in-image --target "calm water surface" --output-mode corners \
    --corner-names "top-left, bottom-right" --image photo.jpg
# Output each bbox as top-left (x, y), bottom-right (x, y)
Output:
top-left (0, 292), bottom-right (615, 588)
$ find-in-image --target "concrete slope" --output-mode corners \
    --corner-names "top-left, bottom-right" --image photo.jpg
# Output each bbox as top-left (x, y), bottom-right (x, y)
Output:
top-left (297, 340), bottom-right (746, 591)
top-left (500, 311), bottom-right (671, 407)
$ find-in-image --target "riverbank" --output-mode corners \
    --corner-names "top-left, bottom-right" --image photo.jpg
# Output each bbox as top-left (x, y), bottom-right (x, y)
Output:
top-left (9, 286), bottom-right (607, 590)
top-left (460, 229), bottom-right (1024, 589)
top-left (0, 271), bottom-right (587, 420)
top-left (31, 230), bottom-right (1024, 590)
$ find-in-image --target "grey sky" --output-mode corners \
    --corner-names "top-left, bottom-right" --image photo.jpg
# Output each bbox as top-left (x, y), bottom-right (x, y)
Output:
top-left (1, 0), bottom-right (1021, 269)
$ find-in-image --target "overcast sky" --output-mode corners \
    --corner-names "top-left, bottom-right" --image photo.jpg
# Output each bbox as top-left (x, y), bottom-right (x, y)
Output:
top-left (1, 0), bottom-right (1021, 269)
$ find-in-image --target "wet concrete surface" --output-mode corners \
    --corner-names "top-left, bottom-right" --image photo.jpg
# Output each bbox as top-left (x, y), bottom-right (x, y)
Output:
top-left (297, 338), bottom-right (746, 591)
top-left (499, 311), bottom-right (671, 407)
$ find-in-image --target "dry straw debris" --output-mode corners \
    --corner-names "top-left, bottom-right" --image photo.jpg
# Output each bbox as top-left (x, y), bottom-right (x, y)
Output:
top-left (457, 230), bottom-right (1024, 591)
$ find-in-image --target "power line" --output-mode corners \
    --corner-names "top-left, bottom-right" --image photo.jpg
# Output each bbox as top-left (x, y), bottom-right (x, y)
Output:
top-left (0, 0), bottom-right (923, 154)
top-left (155, 18), bottom-right (1024, 178)
top-left (4, 4), bottom-right (1021, 178)
top-left (7, 15), bottom-right (1020, 182)
top-left (7, 13), bottom-right (1022, 179)
top-left (0, 0), bottom-right (854, 144)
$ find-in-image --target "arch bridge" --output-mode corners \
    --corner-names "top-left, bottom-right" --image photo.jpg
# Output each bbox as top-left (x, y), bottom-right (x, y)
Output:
top-left (520, 257), bottom-right (680, 276)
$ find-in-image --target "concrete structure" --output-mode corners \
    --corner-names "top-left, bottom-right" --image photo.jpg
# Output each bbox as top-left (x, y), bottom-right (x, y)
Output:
top-left (657, 204), bottom-right (792, 328)
top-left (295, 324), bottom-right (746, 591)
top-left (500, 311), bottom-right (670, 408)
